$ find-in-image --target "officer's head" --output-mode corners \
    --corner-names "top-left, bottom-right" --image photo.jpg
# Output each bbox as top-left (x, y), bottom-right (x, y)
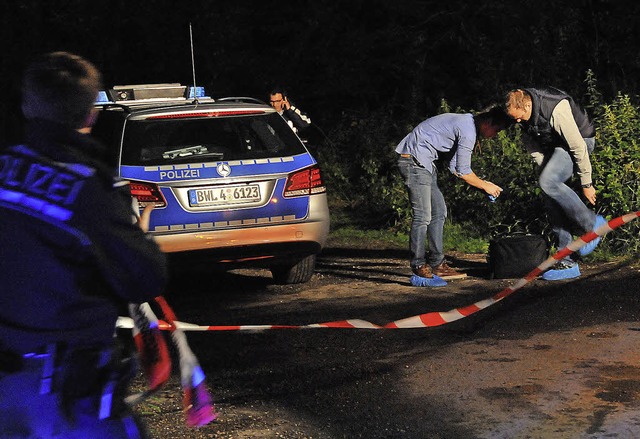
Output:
top-left (21, 51), bottom-right (103, 130)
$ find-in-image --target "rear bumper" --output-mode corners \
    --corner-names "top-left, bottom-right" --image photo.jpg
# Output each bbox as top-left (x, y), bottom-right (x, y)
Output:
top-left (167, 240), bottom-right (324, 268)
top-left (153, 194), bottom-right (330, 257)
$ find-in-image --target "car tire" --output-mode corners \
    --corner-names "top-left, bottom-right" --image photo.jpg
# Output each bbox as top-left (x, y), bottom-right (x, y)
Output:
top-left (270, 255), bottom-right (317, 285)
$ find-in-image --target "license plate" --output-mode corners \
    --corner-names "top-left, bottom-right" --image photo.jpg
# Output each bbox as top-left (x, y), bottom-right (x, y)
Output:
top-left (189, 184), bottom-right (261, 206)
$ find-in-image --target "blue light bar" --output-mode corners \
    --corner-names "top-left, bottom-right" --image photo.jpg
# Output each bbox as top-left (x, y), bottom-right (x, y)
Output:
top-left (96, 90), bottom-right (112, 104)
top-left (188, 86), bottom-right (207, 99)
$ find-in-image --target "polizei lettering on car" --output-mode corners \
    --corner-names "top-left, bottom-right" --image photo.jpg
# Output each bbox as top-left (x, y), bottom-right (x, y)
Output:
top-left (159, 169), bottom-right (200, 180)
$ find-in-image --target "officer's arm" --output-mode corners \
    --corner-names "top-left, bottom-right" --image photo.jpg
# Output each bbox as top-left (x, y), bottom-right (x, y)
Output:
top-left (78, 179), bottom-right (168, 303)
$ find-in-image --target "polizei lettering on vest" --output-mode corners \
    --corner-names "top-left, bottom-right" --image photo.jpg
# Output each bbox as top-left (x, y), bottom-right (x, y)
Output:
top-left (0, 154), bottom-right (84, 205)
top-left (159, 169), bottom-right (201, 180)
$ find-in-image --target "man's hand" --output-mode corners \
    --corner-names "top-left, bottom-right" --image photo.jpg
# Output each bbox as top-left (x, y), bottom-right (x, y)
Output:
top-left (459, 172), bottom-right (503, 198)
top-left (483, 181), bottom-right (503, 198)
top-left (137, 204), bottom-right (155, 233)
top-left (583, 186), bottom-right (596, 205)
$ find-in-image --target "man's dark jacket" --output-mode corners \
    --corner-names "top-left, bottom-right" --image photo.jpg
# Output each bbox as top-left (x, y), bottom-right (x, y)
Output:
top-left (0, 119), bottom-right (167, 353)
top-left (522, 86), bottom-right (595, 149)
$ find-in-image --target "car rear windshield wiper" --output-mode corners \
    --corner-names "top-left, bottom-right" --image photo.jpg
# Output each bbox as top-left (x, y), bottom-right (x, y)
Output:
top-left (162, 145), bottom-right (210, 159)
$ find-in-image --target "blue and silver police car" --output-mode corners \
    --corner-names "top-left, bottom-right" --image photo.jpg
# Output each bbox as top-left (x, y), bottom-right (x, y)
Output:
top-left (93, 84), bottom-right (329, 284)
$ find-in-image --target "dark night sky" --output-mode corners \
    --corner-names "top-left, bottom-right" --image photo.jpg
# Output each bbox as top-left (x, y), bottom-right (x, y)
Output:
top-left (2, 0), bottom-right (640, 144)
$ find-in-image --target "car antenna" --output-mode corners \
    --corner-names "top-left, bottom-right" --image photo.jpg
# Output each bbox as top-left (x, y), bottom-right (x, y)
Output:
top-left (189, 22), bottom-right (199, 104)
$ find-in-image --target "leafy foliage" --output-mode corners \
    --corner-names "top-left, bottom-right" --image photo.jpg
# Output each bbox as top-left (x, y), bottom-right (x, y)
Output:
top-left (437, 126), bottom-right (548, 238)
top-left (316, 109), bottom-right (408, 228)
top-left (592, 93), bottom-right (640, 253)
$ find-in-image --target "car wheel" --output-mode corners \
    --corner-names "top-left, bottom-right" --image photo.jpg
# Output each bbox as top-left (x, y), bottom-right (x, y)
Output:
top-left (270, 255), bottom-right (317, 284)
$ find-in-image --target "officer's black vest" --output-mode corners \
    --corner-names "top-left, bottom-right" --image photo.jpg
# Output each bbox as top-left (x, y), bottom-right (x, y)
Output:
top-left (522, 87), bottom-right (595, 148)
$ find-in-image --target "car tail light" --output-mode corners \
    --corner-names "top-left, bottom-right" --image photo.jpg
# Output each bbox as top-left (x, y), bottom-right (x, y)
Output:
top-left (129, 180), bottom-right (167, 208)
top-left (283, 165), bottom-right (326, 198)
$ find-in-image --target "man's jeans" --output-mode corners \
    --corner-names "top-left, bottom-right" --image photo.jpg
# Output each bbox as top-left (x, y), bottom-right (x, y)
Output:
top-left (398, 156), bottom-right (446, 269)
top-left (538, 138), bottom-right (596, 259)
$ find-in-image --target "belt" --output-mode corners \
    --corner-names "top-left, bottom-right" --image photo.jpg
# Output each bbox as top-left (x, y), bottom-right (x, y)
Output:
top-left (21, 343), bottom-right (126, 420)
top-left (399, 154), bottom-right (425, 168)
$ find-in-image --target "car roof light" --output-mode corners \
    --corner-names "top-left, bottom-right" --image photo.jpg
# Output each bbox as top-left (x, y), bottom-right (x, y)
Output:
top-left (120, 83), bottom-right (185, 99)
top-left (187, 86), bottom-right (209, 99)
top-left (146, 110), bottom-right (265, 119)
top-left (96, 90), bottom-right (112, 104)
top-left (104, 83), bottom-right (187, 103)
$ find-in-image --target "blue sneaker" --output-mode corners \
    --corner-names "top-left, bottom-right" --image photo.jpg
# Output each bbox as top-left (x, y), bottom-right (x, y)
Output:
top-left (410, 274), bottom-right (447, 287)
top-left (579, 215), bottom-right (606, 256)
top-left (542, 261), bottom-right (581, 281)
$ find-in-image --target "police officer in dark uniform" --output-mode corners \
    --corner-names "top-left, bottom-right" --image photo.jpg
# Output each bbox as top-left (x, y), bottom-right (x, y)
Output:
top-left (0, 52), bottom-right (167, 437)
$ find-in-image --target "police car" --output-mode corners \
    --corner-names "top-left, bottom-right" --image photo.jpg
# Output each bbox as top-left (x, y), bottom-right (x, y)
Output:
top-left (92, 83), bottom-right (329, 284)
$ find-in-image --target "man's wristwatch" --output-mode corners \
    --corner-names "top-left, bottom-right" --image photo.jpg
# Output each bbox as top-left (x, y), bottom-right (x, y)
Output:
top-left (581, 183), bottom-right (593, 188)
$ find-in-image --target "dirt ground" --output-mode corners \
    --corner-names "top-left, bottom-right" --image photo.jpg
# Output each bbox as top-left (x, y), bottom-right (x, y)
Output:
top-left (132, 248), bottom-right (640, 438)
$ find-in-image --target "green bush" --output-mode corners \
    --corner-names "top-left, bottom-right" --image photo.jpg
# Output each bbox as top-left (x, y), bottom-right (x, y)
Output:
top-left (437, 125), bottom-right (547, 238)
top-left (592, 93), bottom-right (640, 254)
top-left (316, 108), bottom-right (409, 228)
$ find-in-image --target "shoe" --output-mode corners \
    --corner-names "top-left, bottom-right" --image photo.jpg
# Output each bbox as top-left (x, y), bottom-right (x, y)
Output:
top-left (410, 265), bottom-right (447, 287)
top-left (432, 261), bottom-right (468, 280)
top-left (542, 261), bottom-right (581, 281)
top-left (410, 274), bottom-right (447, 287)
top-left (412, 265), bottom-right (433, 278)
top-left (579, 215), bottom-right (607, 256)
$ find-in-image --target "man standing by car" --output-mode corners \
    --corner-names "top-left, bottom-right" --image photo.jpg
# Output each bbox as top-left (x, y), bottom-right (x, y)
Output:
top-left (505, 87), bottom-right (605, 281)
top-left (396, 107), bottom-right (510, 286)
top-left (269, 86), bottom-right (312, 134)
top-left (0, 51), bottom-right (167, 437)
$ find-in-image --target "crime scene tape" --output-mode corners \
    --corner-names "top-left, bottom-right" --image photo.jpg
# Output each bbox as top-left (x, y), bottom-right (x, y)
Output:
top-left (116, 210), bottom-right (640, 332)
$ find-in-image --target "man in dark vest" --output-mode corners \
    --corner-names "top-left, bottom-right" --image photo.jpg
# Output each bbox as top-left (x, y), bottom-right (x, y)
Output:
top-left (505, 87), bottom-right (605, 280)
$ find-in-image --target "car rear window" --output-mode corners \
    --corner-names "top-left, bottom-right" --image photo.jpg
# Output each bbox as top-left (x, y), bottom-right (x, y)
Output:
top-left (119, 112), bottom-right (307, 166)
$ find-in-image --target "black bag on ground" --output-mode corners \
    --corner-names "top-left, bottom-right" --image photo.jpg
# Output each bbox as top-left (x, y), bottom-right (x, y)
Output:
top-left (488, 235), bottom-right (549, 279)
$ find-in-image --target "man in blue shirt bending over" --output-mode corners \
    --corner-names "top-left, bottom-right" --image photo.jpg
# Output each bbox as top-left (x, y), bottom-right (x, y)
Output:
top-left (396, 107), bottom-right (510, 286)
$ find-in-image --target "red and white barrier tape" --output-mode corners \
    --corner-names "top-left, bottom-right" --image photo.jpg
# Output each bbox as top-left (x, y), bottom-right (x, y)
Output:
top-left (116, 211), bottom-right (640, 332)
